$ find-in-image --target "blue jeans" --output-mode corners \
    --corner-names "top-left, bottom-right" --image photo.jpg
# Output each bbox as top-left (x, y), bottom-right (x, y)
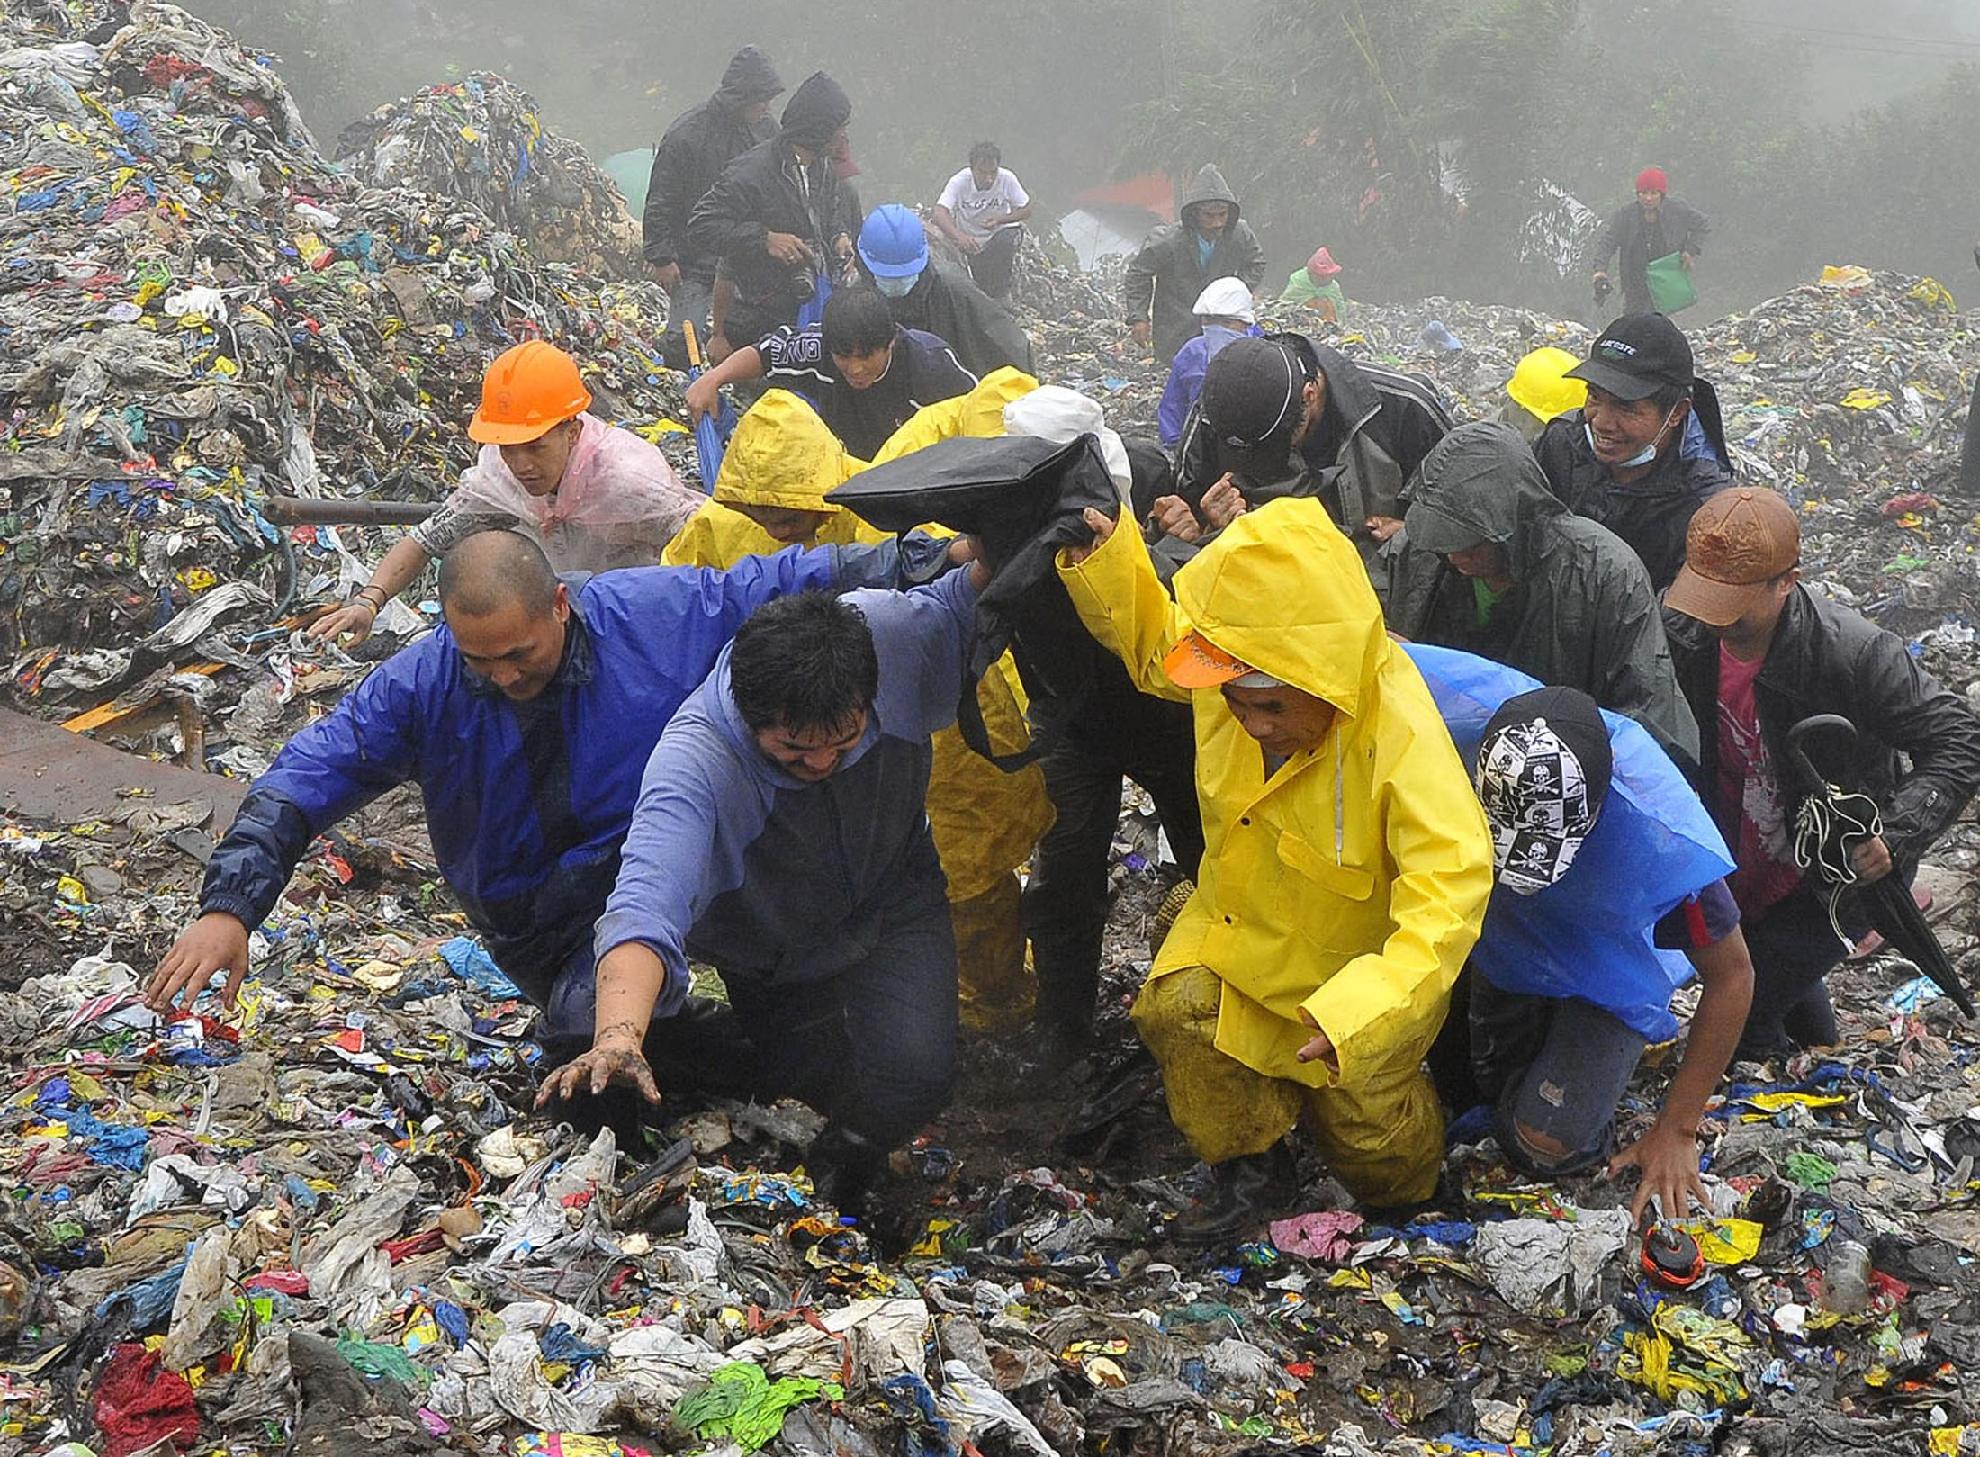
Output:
top-left (1471, 977), bottom-right (1647, 1177)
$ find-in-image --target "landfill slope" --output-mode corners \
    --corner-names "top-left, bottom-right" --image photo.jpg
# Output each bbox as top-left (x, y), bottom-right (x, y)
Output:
top-left (0, 1), bottom-right (693, 721)
top-left (5, 7), bottom-right (1980, 1457)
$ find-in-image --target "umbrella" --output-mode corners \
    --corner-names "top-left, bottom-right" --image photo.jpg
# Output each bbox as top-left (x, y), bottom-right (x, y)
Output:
top-left (1784, 714), bottom-right (1974, 1017)
top-left (681, 321), bottom-right (735, 489)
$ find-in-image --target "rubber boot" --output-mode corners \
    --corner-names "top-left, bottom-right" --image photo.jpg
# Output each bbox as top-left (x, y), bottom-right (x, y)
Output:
top-left (807, 1124), bottom-right (888, 1218)
top-left (1172, 1146), bottom-right (1292, 1247)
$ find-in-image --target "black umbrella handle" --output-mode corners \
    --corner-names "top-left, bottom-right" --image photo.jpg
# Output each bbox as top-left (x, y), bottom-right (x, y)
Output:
top-left (1784, 714), bottom-right (1859, 797)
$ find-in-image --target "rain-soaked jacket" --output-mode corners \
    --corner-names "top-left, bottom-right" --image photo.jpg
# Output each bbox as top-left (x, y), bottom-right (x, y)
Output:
top-left (1058, 497), bottom-right (1493, 1089)
top-left (871, 368), bottom-right (1041, 465)
top-left (448, 413), bottom-right (703, 573)
top-left (1124, 166), bottom-right (1268, 365)
top-left (1533, 391), bottom-right (1732, 592)
top-left (200, 548), bottom-right (884, 1008)
top-left (1407, 644), bottom-right (1733, 1042)
top-left (659, 388), bottom-right (1053, 906)
top-left (883, 259), bottom-right (1036, 378)
top-left (642, 47), bottom-right (783, 277)
top-left (688, 136), bottom-right (862, 333)
top-left (1665, 585), bottom-right (1980, 881)
top-left (1388, 420), bottom-right (1699, 764)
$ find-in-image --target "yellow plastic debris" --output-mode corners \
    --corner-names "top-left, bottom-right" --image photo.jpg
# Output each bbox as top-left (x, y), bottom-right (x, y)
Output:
top-left (1674, 1218), bottom-right (1764, 1265)
top-left (1841, 389), bottom-right (1893, 411)
top-left (1909, 277), bottom-right (1958, 312)
top-left (1740, 1091), bottom-right (1848, 1117)
top-left (1818, 265), bottom-right (1872, 288)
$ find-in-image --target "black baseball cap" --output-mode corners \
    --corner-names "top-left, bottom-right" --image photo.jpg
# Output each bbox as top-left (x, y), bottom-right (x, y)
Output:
top-left (1200, 337), bottom-right (1307, 461)
top-left (1566, 313), bottom-right (1694, 402)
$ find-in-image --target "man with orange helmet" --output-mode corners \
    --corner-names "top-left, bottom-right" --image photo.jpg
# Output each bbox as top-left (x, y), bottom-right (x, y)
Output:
top-left (311, 341), bottom-right (703, 644)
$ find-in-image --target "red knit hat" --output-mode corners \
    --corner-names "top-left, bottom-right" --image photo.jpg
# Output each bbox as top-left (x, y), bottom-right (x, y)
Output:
top-left (1635, 166), bottom-right (1669, 194)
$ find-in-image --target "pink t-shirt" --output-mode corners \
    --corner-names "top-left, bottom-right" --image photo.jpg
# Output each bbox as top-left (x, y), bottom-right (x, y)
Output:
top-left (1715, 645), bottom-right (1802, 916)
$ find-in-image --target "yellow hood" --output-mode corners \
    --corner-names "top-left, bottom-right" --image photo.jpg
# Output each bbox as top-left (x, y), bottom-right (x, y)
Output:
top-left (1171, 497), bottom-right (1388, 721)
top-left (713, 389), bottom-right (863, 512)
top-left (870, 367), bottom-right (1040, 464)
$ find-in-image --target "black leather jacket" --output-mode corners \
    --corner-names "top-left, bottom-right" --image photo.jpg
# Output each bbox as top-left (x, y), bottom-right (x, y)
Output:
top-left (1665, 587), bottom-right (1980, 875)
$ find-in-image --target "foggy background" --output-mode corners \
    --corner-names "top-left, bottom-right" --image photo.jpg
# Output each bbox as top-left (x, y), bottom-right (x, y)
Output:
top-left (192, 0), bottom-right (1980, 319)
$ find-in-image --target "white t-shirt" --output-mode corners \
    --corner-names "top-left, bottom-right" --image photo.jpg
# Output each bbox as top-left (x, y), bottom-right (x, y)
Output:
top-left (938, 167), bottom-right (1030, 243)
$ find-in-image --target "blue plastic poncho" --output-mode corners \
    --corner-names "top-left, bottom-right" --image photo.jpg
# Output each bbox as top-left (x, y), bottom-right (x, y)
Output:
top-left (1406, 644), bottom-right (1735, 1041)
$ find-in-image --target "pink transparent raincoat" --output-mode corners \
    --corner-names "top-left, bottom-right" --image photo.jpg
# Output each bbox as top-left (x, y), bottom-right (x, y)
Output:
top-left (449, 414), bottom-right (702, 572)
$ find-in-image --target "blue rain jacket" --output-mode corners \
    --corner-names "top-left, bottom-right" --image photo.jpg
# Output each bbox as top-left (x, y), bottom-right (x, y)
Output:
top-left (1406, 643), bottom-right (1735, 1040)
top-left (200, 547), bottom-right (889, 1005)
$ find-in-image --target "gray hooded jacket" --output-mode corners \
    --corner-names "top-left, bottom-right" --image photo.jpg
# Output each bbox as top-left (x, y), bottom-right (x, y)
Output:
top-left (1390, 420), bottom-right (1699, 764)
top-left (1124, 166), bottom-right (1267, 366)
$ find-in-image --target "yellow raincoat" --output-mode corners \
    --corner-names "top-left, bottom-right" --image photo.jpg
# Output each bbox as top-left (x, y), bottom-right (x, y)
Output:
top-left (1059, 498), bottom-right (1492, 1204)
top-left (664, 390), bottom-right (1055, 1029)
top-left (870, 367), bottom-right (1039, 465)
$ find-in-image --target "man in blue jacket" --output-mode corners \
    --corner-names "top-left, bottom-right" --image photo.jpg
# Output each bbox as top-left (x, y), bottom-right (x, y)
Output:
top-left (1412, 648), bottom-right (1754, 1223)
top-left (143, 530), bottom-right (918, 1027)
top-left (538, 568), bottom-right (985, 1209)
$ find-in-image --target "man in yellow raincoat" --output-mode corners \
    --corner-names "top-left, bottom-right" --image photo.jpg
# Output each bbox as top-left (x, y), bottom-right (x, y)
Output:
top-left (664, 383), bottom-right (1054, 1030)
top-left (1059, 496), bottom-right (1493, 1238)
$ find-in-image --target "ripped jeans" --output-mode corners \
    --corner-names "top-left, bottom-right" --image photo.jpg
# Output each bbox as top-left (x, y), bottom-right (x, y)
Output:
top-left (1470, 978), bottom-right (1647, 1178)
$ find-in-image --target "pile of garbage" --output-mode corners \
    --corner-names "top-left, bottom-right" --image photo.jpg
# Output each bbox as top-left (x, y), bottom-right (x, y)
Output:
top-left (0, 2), bottom-right (694, 723)
top-left (5, 9), bottom-right (1980, 1457)
top-left (335, 72), bottom-right (644, 280)
top-left (5, 755), bottom-right (1980, 1456)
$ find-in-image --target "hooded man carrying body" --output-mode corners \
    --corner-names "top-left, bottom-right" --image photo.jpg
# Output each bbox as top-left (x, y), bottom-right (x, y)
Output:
top-left (689, 71), bottom-right (861, 360)
top-left (1389, 420), bottom-right (1698, 764)
top-left (643, 47), bottom-right (785, 352)
top-left (1125, 165), bottom-right (1267, 366)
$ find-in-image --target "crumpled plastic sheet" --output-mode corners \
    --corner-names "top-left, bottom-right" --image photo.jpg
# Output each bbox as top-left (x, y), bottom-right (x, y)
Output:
top-left (675, 1360), bottom-right (835, 1451)
top-left (1470, 1207), bottom-right (1632, 1315)
top-left (1270, 1208), bottom-right (1366, 1262)
top-left (935, 1357), bottom-right (1056, 1457)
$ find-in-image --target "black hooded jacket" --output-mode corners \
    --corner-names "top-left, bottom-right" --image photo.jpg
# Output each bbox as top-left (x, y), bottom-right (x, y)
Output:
top-left (642, 48), bottom-right (784, 277)
top-left (1533, 389), bottom-right (1732, 593)
top-left (1665, 588), bottom-right (1980, 882)
top-left (883, 259), bottom-right (1035, 377)
top-left (1389, 421), bottom-right (1698, 762)
top-left (687, 73), bottom-right (860, 330)
top-left (1124, 166), bottom-right (1267, 365)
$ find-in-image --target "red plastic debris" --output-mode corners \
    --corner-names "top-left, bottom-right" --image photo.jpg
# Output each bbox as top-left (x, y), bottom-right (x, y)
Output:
top-left (243, 1270), bottom-right (310, 1296)
top-left (93, 1342), bottom-right (200, 1457)
top-left (1882, 492), bottom-right (1941, 518)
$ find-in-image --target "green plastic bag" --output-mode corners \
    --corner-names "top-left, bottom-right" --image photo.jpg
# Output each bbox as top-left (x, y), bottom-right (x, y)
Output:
top-left (1645, 251), bottom-right (1697, 314)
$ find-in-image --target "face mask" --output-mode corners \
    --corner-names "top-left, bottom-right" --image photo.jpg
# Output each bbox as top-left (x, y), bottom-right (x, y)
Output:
top-left (872, 272), bottom-right (919, 299)
top-left (1587, 406), bottom-right (1681, 468)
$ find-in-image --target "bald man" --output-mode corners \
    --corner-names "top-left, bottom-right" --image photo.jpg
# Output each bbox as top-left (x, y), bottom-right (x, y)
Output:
top-left (145, 529), bottom-right (923, 1044)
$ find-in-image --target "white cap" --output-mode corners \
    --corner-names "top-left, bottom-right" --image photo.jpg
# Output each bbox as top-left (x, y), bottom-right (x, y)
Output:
top-left (1004, 387), bottom-right (1133, 499)
top-left (1191, 276), bottom-right (1256, 324)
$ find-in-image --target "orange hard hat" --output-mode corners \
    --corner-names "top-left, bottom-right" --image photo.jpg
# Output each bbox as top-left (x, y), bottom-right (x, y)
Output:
top-left (468, 341), bottom-right (592, 445)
